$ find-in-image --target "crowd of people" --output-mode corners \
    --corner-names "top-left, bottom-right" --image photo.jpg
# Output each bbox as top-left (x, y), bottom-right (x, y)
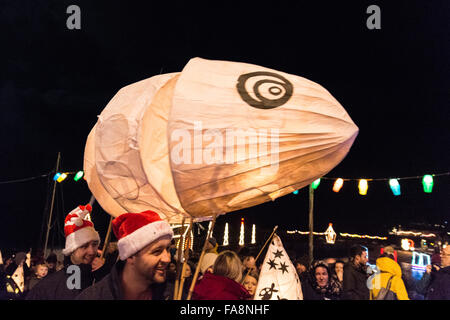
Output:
top-left (1, 204), bottom-right (449, 300)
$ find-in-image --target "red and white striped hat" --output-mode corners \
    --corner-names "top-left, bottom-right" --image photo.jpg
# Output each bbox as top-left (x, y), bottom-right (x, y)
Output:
top-left (62, 204), bottom-right (100, 256)
top-left (112, 210), bottom-right (173, 260)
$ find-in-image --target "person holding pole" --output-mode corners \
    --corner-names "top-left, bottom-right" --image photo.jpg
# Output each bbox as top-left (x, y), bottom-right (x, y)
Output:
top-left (76, 210), bottom-right (173, 300)
top-left (26, 204), bottom-right (105, 300)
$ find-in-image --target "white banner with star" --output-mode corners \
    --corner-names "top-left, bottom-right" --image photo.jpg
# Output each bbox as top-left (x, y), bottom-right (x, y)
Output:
top-left (254, 234), bottom-right (303, 300)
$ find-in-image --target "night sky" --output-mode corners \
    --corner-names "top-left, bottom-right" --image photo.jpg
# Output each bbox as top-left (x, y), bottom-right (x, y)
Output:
top-left (1, 0), bottom-right (449, 252)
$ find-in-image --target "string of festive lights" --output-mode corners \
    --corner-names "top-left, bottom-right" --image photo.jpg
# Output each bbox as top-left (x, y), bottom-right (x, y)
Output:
top-left (287, 225), bottom-right (388, 240)
top-left (53, 171), bottom-right (84, 183)
top-left (389, 228), bottom-right (437, 238)
top-left (287, 230), bottom-right (326, 235)
top-left (0, 170), bottom-right (87, 185)
top-left (0, 172), bottom-right (51, 184)
top-left (293, 172), bottom-right (449, 196)
top-left (339, 233), bottom-right (387, 240)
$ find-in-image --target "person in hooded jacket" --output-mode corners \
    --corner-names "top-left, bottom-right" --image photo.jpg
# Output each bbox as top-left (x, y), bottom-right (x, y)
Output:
top-left (192, 250), bottom-right (250, 300)
top-left (302, 260), bottom-right (342, 300)
top-left (370, 253), bottom-right (409, 300)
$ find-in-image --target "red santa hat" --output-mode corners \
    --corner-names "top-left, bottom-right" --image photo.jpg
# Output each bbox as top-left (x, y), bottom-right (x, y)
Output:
top-left (112, 210), bottom-right (174, 260)
top-left (62, 204), bottom-right (100, 256)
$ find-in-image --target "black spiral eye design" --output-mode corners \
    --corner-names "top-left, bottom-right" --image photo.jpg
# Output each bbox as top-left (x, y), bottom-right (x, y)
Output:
top-left (236, 71), bottom-right (293, 109)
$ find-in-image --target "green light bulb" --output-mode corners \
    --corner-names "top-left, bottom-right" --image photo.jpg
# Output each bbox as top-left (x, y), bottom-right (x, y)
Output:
top-left (422, 175), bottom-right (433, 193)
top-left (311, 178), bottom-right (321, 189)
top-left (74, 171), bottom-right (84, 181)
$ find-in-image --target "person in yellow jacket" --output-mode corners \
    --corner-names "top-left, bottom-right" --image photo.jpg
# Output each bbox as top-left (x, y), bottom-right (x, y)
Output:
top-left (370, 250), bottom-right (409, 300)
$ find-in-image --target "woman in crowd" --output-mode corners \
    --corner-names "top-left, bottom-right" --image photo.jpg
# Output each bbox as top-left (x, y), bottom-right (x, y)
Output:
top-left (302, 260), bottom-right (343, 300)
top-left (334, 260), bottom-right (345, 285)
top-left (242, 270), bottom-right (259, 300)
top-left (192, 250), bottom-right (250, 300)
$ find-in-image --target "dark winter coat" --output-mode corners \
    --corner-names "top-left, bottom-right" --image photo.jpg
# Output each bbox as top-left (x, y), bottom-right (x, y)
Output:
top-left (301, 278), bottom-right (325, 300)
top-left (342, 262), bottom-right (370, 300)
top-left (192, 272), bottom-right (251, 300)
top-left (26, 263), bottom-right (98, 300)
top-left (301, 270), bottom-right (342, 300)
top-left (76, 261), bottom-right (166, 300)
top-left (417, 266), bottom-right (450, 300)
top-left (27, 274), bottom-right (45, 291)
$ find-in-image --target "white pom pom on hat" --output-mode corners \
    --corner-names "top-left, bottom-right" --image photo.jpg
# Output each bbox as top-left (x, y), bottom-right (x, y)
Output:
top-left (62, 204), bottom-right (100, 256)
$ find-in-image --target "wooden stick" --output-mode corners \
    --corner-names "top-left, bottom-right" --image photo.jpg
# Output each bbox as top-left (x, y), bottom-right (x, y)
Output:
top-left (43, 152), bottom-right (61, 257)
top-left (100, 216), bottom-right (113, 260)
top-left (186, 214), bottom-right (218, 300)
top-left (241, 225), bottom-right (278, 284)
top-left (308, 185), bottom-right (314, 265)
top-left (173, 217), bottom-right (185, 300)
top-left (176, 219), bottom-right (193, 300)
top-left (88, 194), bottom-right (96, 207)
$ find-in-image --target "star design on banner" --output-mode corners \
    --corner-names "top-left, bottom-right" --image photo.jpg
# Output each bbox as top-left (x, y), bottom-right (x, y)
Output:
top-left (273, 249), bottom-right (284, 259)
top-left (267, 258), bottom-right (278, 270)
top-left (279, 261), bottom-right (289, 274)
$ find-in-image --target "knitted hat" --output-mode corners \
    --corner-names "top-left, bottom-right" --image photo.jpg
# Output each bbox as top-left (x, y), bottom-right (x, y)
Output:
top-left (112, 210), bottom-right (174, 260)
top-left (62, 204), bottom-right (100, 256)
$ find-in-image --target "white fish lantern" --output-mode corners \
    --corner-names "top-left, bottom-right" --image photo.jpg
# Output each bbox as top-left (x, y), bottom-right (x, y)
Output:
top-left (84, 58), bottom-right (358, 223)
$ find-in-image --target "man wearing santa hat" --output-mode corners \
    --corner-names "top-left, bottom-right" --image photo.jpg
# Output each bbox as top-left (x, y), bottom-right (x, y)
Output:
top-left (76, 210), bottom-right (173, 300)
top-left (26, 204), bottom-right (106, 300)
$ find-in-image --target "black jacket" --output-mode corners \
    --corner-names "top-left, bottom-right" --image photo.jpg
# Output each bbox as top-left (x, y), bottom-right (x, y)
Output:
top-left (26, 263), bottom-right (101, 300)
top-left (417, 266), bottom-right (450, 300)
top-left (76, 261), bottom-right (166, 300)
top-left (301, 278), bottom-right (326, 300)
top-left (342, 263), bottom-right (370, 300)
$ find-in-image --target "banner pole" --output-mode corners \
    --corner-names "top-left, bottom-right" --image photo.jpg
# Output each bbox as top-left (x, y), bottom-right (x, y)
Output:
top-left (241, 225), bottom-right (278, 284)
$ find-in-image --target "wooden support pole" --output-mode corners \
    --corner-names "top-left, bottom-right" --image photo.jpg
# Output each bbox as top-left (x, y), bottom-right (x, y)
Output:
top-left (176, 219), bottom-right (193, 300)
top-left (43, 152), bottom-right (61, 257)
top-left (186, 214), bottom-right (218, 300)
top-left (173, 217), bottom-right (185, 300)
top-left (308, 184), bottom-right (314, 265)
top-left (100, 216), bottom-right (113, 260)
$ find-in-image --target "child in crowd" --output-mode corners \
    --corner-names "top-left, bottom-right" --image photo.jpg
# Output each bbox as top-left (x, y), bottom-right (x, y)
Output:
top-left (28, 261), bottom-right (49, 291)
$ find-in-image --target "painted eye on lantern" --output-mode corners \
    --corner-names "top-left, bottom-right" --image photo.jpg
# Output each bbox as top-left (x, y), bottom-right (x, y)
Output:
top-left (236, 71), bottom-right (293, 109)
